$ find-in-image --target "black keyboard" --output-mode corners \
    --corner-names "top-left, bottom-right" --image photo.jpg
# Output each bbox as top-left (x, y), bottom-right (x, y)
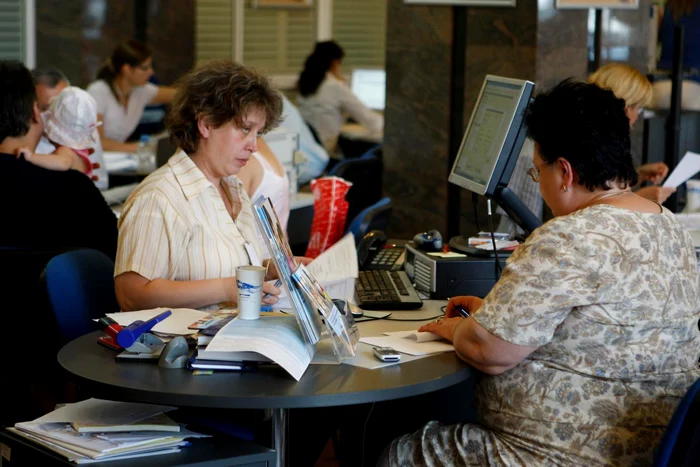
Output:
top-left (355, 270), bottom-right (423, 310)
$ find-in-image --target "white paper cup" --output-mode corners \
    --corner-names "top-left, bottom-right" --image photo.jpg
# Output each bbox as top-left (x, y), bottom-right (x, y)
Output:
top-left (236, 265), bottom-right (266, 320)
top-left (686, 180), bottom-right (700, 213)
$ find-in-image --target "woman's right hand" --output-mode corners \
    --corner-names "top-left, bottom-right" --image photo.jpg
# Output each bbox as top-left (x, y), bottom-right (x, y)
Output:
top-left (446, 296), bottom-right (484, 318)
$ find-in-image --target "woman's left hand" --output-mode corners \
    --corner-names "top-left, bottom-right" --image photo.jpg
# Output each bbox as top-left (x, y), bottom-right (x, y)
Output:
top-left (418, 317), bottom-right (466, 343)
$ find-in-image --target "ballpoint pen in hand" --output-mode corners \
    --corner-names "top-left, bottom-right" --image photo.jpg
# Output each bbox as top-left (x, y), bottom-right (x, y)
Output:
top-left (457, 306), bottom-right (470, 318)
top-left (264, 278), bottom-right (282, 300)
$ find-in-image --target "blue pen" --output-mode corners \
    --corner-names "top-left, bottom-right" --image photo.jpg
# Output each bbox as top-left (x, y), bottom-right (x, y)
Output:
top-left (457, 306), bottom-right (470, 318)
top-left (264, 279), bottom-right (282, 300)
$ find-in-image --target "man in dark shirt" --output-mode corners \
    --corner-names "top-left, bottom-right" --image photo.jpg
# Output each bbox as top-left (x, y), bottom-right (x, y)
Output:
top-left (0, 60), bottom-right (117, 259)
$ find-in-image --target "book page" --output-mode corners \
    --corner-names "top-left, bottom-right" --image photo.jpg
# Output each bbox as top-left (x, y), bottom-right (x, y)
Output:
top-left (204, 316), bottom-right (312, 381)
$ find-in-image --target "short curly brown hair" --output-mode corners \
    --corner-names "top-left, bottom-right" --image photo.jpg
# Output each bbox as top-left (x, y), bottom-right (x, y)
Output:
top-left (165, 60), bottom-right (283, 153)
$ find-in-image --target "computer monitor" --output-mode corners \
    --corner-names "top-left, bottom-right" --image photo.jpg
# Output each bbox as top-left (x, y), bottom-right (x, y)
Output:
top-left (448, 75), bottom-right (540, 249)
top-left (351, 69), bottom-right (386, 111)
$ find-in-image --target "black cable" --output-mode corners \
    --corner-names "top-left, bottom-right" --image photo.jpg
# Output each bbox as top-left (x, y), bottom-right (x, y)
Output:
top-left (487, 199), bottom-right (502, 279)
top-left (472, 192), bottom-right (482, 233)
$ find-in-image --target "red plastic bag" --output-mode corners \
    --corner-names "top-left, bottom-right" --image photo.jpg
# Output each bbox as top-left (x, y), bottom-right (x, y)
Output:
top-left (305, 176), bottom-right (352, 258)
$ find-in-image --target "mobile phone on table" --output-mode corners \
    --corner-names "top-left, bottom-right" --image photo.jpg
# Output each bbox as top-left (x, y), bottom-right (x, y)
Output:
top-left (372, 347), bottom-right (401, 362)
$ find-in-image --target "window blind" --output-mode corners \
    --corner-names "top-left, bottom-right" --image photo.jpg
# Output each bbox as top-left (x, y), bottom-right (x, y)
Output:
top-left (243, 3), bottom-right (317, 76)
top-left (331, 0), bottom-right (386, 70)
top-left (196, 0), bottom-right (234, 65)
top-left (0, 0), bottom-right (24, 61)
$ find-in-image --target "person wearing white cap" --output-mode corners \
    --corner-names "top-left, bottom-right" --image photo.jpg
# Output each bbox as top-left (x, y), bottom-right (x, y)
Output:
top-left (17, 87), bottom-right (102, 181)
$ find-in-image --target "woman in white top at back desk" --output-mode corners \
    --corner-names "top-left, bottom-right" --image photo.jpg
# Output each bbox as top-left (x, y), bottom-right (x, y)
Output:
top-left (296, 40), bottom-right (383, 155)
top-left (238, 138), bottom-right (290, 259)
top-left (87, 40), bottom-right (176, 153)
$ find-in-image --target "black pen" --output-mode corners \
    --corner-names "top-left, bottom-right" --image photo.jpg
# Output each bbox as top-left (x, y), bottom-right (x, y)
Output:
top-left (457, 306), bottom-right (470, 318)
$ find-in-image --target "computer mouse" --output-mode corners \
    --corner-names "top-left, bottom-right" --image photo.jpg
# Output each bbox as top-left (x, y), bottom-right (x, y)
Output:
top-left (413, 230), bottom-right (443, 252)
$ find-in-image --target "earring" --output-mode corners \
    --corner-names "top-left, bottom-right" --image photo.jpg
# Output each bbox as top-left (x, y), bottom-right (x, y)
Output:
top-left (562, 185), bottom-right (568, 192)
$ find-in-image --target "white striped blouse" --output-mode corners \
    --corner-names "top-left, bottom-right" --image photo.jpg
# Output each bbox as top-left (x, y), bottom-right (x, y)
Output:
top-left (115, 150), bottom-right (263, 310)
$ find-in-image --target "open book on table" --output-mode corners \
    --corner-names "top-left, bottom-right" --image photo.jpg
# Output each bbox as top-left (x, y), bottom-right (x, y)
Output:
top-left (204, 315), bottom-right (311, 381)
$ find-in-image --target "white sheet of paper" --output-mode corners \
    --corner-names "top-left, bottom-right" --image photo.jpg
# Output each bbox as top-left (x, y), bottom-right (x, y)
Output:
top-left (663, 151), bottom-right (700, 188)
top-left (384, 330), bottom-right (444, 343)
top-left (33, 398), bottom-right (176, 425)
top-left (359, 335), bottom-right (454, 356)
top-left (105, 308), bottom-right (209, 336)
top-left (307, 233), bottom-right (359, 282)
top-left (342, 342), bottom-right (425, 369)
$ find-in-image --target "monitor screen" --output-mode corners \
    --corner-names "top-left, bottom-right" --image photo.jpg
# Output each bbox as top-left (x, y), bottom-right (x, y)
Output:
top-left (351, 69), bottom-right (386, 111)
top-left (449, 76), bottom-right (533, 197)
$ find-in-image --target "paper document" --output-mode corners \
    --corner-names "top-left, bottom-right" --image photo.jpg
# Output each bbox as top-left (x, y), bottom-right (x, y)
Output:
top-left (34, 398), bottom-right (176, 425)
top-left (360, 331), bottom-right (454, 356)
top-left (384, 330), bottom-right (444, 342)
top-left (106, 308), bottom-right (209, 336)
top-left (343, 342), bottom-right (425, 369)
top-left (663, 151), bottom-right (700, 188)
top-left (274, 234), bottom-right (358, 310)
top-left (307, 233), bottom-right (359, 282)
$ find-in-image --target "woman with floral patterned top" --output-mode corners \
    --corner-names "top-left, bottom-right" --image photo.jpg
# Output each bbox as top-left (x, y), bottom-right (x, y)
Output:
top-left (379, 79), bottom-right (700, 467)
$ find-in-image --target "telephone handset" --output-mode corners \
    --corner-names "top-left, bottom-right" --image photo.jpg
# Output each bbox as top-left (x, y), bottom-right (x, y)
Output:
top-left (357, 230), bottom-right (405, 271)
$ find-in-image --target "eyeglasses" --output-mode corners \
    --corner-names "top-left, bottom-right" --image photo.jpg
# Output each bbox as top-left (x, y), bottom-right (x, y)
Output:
top-left (527, 167), bottom-right (540, 183)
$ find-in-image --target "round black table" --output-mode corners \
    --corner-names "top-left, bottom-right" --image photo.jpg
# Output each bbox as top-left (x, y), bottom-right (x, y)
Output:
top-left (59, 327), bottom-right (471, 466)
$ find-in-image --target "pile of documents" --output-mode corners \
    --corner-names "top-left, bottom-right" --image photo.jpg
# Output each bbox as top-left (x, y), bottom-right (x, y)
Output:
top-left (9, 399), bottom-right (209, 464)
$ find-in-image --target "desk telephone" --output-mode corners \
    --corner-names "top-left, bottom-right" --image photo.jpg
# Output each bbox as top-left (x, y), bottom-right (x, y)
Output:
top-left (355, 230), bottom-right (422, 310)
top-left (357, 230), bottom-right (405, 271)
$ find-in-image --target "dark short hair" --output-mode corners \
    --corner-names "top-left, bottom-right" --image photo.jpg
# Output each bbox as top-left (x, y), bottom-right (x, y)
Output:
top-left (31, 67), bottom-right (69, 88)
top-left (0, 60), bottom-right (37, 143)
top-left (166, 60), bottom-right (283, 154)
top-left (525, 78), bottom-right (638, 191)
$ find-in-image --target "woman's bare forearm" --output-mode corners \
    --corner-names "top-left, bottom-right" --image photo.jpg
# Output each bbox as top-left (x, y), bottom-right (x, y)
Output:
top-left (116, 272), bottom-right (234, 311)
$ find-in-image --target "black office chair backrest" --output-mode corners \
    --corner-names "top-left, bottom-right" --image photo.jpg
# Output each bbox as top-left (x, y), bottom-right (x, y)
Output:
top-left (156, 136), bottom-right (179, 168)
top-left (347, 197), bottom-right (392, 243)
top-left (328, 155), bottom-right (383, 228)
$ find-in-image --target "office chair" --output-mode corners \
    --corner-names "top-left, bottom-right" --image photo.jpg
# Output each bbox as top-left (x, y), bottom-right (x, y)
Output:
top-left (328, 151), bottom-right (384, 228)
top-left (654, 377), bottom-right (700, 466)
top-left (346, 197), bottom-right (392, 244)
top-left (0, 246), bottom-right (78, 425)
top-left (41, 248), bottom-right (120, 344)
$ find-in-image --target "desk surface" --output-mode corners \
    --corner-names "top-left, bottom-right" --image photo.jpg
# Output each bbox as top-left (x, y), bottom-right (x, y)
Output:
top-left (58, 301), bottom-right (470, 410)
top-left (340, 123), bottom-right (383, 144)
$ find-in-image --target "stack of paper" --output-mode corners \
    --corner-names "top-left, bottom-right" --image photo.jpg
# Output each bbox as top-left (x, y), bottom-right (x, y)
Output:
top-left (9, 399), bottom-right (209, 464)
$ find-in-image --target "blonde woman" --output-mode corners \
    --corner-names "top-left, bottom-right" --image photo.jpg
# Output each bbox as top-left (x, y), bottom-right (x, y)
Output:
top-left (499, 63), bottom-right (674, 236)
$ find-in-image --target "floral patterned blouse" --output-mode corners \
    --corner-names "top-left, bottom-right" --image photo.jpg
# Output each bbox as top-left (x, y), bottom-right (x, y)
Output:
top-left (391, 204), bottom-right (700, 466)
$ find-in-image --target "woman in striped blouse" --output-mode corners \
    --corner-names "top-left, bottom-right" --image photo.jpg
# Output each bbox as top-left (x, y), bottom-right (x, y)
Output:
top-left (114, 60), bottom-right (292, 311)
